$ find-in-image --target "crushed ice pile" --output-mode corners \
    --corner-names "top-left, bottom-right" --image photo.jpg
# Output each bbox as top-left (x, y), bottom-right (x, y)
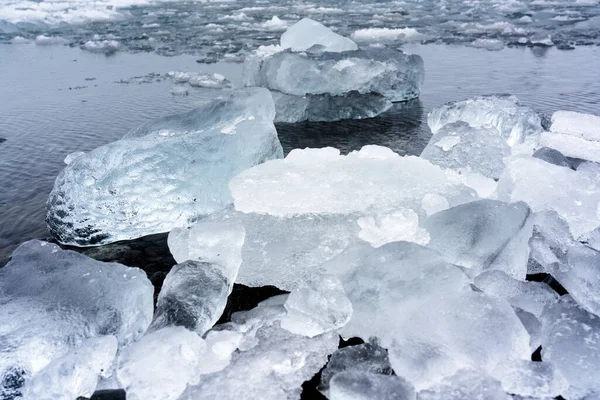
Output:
top-left (244, 18), bottom-right (424, 122)
top-left (4, 37), bottom-right (600, 400)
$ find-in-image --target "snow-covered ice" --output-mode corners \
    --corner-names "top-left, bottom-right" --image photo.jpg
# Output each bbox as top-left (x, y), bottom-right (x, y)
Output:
top-left (46, 88), bottom-right (282, 246)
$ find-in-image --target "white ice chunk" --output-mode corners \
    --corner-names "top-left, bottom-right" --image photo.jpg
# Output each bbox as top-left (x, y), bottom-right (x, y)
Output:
top-left (540, 296), bottom-right (600, 399)
top-left (280, 18), bottom-right (357, 52)
top-left (357, 208), bottom-right (430, 247)
top-left (281, 273), bottom-right (352, 337)
top-left (47, 88), bottom-right (282, 246)
top-left (493, 360), bottom-right (568, 398)
top-left (474, 270), bottom-right (558, 317)
top-left (329, 371), bottom-right (416, 400)
top-left (22, 336), bottom-right (118, 400)
top-left (417, 370), bottom-right (510, 400)
top-left (0, 240), bottom-right (153, 398)
top-left (424, 200), bottom-right (533, 279)
top-left (64, 151), bottom-right (86, 165)
top-left (550, 110), bottom-right (600, 141)
top-left (420, 121), bottom-right (511, 179)
top-left (538, 130), bottom-right (600, 163)
top-left (427, 95), bottom-right (543, 146)
top-left (351, 27), bottom-right (425, 43)
top-left (467, 38), bottom-right (505, 51)
top-left (116, 327), bottom-right (208, 400)
top-left (497, 155), bottom-right (600, 238)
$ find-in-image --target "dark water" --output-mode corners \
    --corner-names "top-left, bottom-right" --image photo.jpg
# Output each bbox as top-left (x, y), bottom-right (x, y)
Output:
top-left (1, 43), bottom-right (599, 264)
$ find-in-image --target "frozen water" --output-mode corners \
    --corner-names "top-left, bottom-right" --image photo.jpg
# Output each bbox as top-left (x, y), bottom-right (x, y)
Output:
top-left (328, 371), bottom-right (416, 400)
top-left (540, 296), bottom-right (600, 399)
top-left (417, 370), bottom-right (510, 400)
top-left (427, 95), bottom-right (544, 146)
top-left (351, 27), bottom-right (425, 44)
top-left (166, 71), bottom-right (231, 89)
top-left (551, 110), bottom-right (600, 141)
top-left (47, 88), bottom-right (283, 246)
top-left (493, 360), bottom-right (568, 398)
top-left (230, 146), bottom-right (476, 218)
top-left (280, 273), bottom-right (352, 337)
top-left (538, 131), bottom-right (600, 163)
top-left (180, 304), bottom-right (338, 400)
top-left (280, 18), bottom-right (357, 52)
top-left (271, 90), bottom-right (392, 123)
top-left (357, 207), bottom-right (430, 248)
top-left (22, 336), bottom-right (118, 400)
top-left (467, 38), bottom-right (505, 51)
top-left (64, 151), bottom-right (86, 165)
top-left (245, 47), bottom-right (424, 102)
top-left (322, 241), bottom-right (531, 390)
top-left (0, 240), bottom-right (153, 398)
top-left (320, 340), bottom-right (393, 393)
top-left (116, 326), bottom-right (208, 400)
top-left (532, 147), bottom-right (572, 169)
top-left (424, 200), bottom-right (533, 279)
top-left (515, 308), bottom-right (543, 352)
top-left (497, 155), bottom-right (600, 238)
top-left (420, 121), bottom-right (511, 179)
top-left (82, 40), bottom-right (119, 54)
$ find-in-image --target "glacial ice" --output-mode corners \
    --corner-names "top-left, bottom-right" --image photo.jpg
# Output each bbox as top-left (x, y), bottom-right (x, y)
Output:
top-left (351, 27), bottom-right (425, 44)
top-left (420, 121), bottom-right (511, 179)
top-left (427, 95), bottom-right (544, 146)
top-left (0, 240), bottom-right (153, 398)
top-left (22, 336), bottom-right (118, 400)
top-left (497, 155), bottom-right (600, 238)
top-left (280, 18), bottom-right (358, 53)
top-left (180, 298), bottom-right (338, 400)
top-left (46, 88), bottom-right (283, 246)
top-left (538, 110), bottom-right (600, 163)
top-left (540, 296), bottom-right (600, 399)
top-left (532, 147), bottom-right (572, 169)
top-left (417, 370), bottom-right (510, 400)
top-left (166, 71), bottom-right (231, 89)
top-left (328, 371), bottom-right (416, 400)
top-left (493, 360), bottom-right (568, 398)
top-left (320, 340), bottom-right (393, 393)
top-left (116, 327), bottom-right (208, 400)
top-left (322, 241), bottom-right (531, 390)
top-left (423, 199), bottom-right (533, 279)
top-left (473, 270), bottom-right (558, 317)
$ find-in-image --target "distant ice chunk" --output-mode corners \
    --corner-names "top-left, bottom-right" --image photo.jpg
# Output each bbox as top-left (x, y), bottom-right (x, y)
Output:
top-left (417, 370), bottom-right (510, 400)
top-left (116, 327), bottom-right (208, 400)
top-left (497, 155), bottom-right (600, 238)
top-left (329, 371), bottom-right (416, 400)
top-left (467, 38), bottom-right (505, 51)
top-left (351, 27), bottom-right (424, 43)
top-left (427, 95), bottom-right (543, 146)
top-left (474, 270), bottom-right (558, 317)
top-left (47, 88), bottom-right (283, 246)
top-left (540, 296), bottom-right (600, 399)
top-left (420, 121), bottom-right (511, 179)
top-left (82, 40), bottom-right (119, 54)
top-left (230, 146), bottom-right (476, 218)
top-left (280, 18), bottom-right (357, 52)
top-left (166, 71), bottom-right (231, 89)
top-left (262, 16), bottom-right (288, 31)
top-left (22, 336), bottom-right (118, 400)
top-left (34, 35), bottom-right (68, 45)
top-left (320, 340), bottom-right (393, 394)
top-left (280, 273), bottom-right (352, 337)
top-left (493, 360), bottom-right (568, 398)
top-left (424, 199), bottom-right (533, 279)
top-left (323, 241), bottom-right (530, 390)
top-left (0, 240), bottom-right (153, 398)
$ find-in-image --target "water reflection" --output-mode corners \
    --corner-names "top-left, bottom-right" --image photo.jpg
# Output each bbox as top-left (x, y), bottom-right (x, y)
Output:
top-left (277, 99), bottom-right (429, 156)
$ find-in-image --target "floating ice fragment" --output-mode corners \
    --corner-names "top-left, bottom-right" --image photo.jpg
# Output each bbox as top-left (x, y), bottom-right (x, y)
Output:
top-left (47, 88), bottom-right (282, 246)
top-left (351, 27), bottom-right (424, 43)
top-left (467, 38), bottom-right (505, 51)
top-left (280, 18), bottom-right (357, 52)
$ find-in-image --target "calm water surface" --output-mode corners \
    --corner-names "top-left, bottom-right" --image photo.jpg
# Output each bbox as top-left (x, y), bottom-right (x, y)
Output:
top-left (0, 43), bottom-right (599, 263)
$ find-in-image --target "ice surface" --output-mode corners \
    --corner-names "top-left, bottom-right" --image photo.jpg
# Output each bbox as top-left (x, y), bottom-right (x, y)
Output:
top-left (82, 40), bottom-right (119, 54)
top-left (64, 151), bottom-right (86, 165)
top-left (467, 38), bottom-right (505, 51)
top-left (417, 370), bottom-right (510, 400)
top-left (328, 371), bottom-right (416, 400)
top-left (22, 336), bottom-right (118, 400)
top-left (323, 241), bottom-right (531, 390)
top-left (474, 270), bottom-right (557, 316)
top-left (166, 71), bottom-right (231, 89)
top-left (47, 88), bottom-right (283, 246)
top-left (245, 47), bottom-right (424, 102)
top-left (280, 273), bottom-right (352, 337)
top-left (320, 340), bottom-right (393, 393)
top-left (424, 200), bottom-right (533, 279)
top-left (351, 27), bottom-right (424, 44)
top-left (230, 146), bottom-right (476, 218)
top-left (538, 130), bottom-right (600, 163)
top-left (0, 240), bottom-right (153, 398)
top-left (427, 95), bottom-right (544, 146)
top-left (493, 360), bottom-right (568, 398)
top-left (280, 18), bottom-right (357, 52)
top-left (540, 296), bottom-right (600, 399)
top-left (497, 155), bottom-right (600, 238)
top-left (116, 327), bottom-right (208, 400)
top-left (551, 110), bottom-right (600, 141)
top-left (357, 207), bottom-right (430, 247)
top-left (180, 298), bottom-right (339, 400)
top-left (532, 147), bottom-right (572, 169)
top-left (271, 90), bottom-right (392, 123)
top-left (420, 121), bottom-right (511, 179)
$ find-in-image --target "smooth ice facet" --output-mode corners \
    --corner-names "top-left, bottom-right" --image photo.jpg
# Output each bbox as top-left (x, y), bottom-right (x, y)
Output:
top-left (493, 360), bottom-right (568, 398)
top-left (427, 95), bottom-right (543, 146)
top-left (417, 370), bottom-right (510, 400)
top-left (46, 88), bottom-right (282, 246)
top-left (280, 18), bottom-right (358, 53)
